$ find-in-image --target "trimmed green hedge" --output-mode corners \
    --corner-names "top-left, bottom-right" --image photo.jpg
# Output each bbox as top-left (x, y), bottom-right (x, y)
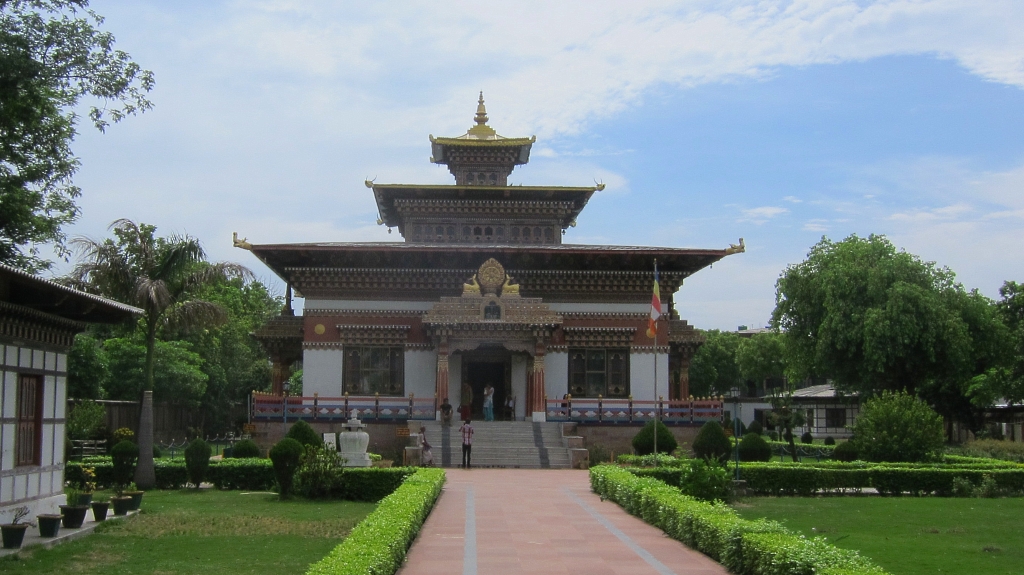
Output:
top-left (739, 462), bottom-right (1024, 496)
top-left (296, 467), bottom-right (412, 501)
top-left (305, 468), bottom-right (445, 575)
top-left (67, 459), bottom-right (419, 498)
top-left (590, 465), bottom-right (888, 575)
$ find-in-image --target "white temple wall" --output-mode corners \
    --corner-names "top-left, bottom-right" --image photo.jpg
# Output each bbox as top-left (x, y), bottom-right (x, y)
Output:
top-left (1, 344), bottom-right (68, 521)
top-left (511, 355), bottom-right (528, 420)
top-left (629, 352), bottom-right (670, 402)
top-left (544, 352), bottom-right (569, 401)
top-left (302, 348), bottom-right (343, 397)
top-left (404, 350), bottom-right (435, 399)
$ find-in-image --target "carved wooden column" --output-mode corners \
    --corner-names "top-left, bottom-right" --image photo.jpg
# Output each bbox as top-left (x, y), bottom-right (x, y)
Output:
top-left (530, 343), bottom-right (547, 421)
top-left (435, 339), bottom-right (450, 417)
top-left (271, 357), bottom-right (290, 396)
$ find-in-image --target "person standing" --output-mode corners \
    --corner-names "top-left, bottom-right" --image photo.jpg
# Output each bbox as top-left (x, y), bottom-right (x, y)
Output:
top-left (483, 384), bottom-right (495, 421)
top-left (419, 426), bottom-right (434, 466)
top-left (440, 397), bottom-right (453, 427)
top-left (459, 419), bottom-right (474, 468)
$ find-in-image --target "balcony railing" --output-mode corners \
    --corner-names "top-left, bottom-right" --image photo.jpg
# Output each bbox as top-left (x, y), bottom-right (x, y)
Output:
top-left (544, 396), bottom-right (723, 425)
top-left (251, 392), bottom-right (436, 423)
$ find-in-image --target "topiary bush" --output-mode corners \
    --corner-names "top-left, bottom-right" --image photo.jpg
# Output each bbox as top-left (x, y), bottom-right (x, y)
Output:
top-left (852, 390), bottom-right (944, 463)
top-left (738, 432), bottom-right (772, 462)
top-left (631, 420), bottom-right (678, 455)
top-left (231, 439), bottom-right (261, 458)
top-left (692, 420), bottom-right (731, 463)
top-left (285, 420), bottom-right (322, 449)
top-left (269, 438), bottom-right (305, 498)
top-left (110, 440), bottom-right (139, 491)
top-left (832, 440), bottom-right (859, 462)
top-left (824, 436), bottom-right (836, 446)
top-left (767, 430), bottom-right (779, 441)
top-left (800, 431), bottom-right (814, 444)
top-left (184, 439), bottom-right (212, 488)
top-left (746, 419), bottom-right (763, 436)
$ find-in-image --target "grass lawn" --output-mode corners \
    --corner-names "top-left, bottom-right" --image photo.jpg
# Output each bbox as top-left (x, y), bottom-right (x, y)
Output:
top-left (0, 490), bottom-right (376, 575)
top-left (733, 496), bottom-right (1024, 575)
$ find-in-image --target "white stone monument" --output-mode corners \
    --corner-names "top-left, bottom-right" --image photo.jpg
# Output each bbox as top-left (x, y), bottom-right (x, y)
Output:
top-left (338, 411), bottom-right (372, 467)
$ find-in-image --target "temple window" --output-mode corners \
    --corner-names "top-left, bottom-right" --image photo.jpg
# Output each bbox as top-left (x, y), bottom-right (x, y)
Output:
top-left (343, 346), bottom-right (405, 396)
top-left (463, 226), bottom-right (471, 238)
top-left (473, 226), bottom-right (483, 237)
top-left (489, 173), bottom-right (497, 184)
top-left (483, 301), bottom-right (501, 320)
top-left (496, 227), bottom-right (504, 239)
top-left (447, 226), bottom-right (455, 239)
top-left (414, 225), bottom-right (422, 238)
top-left (484, 226), bottom-right (493, 237)
top-left (568, 349), bottom-right (629, 398)
top-left (522, 227), bottom-right (530, 239)
top-left (534, 227), bottom-right (542, 242)
top-left (15, 374), bottom-right (43, 466)
top-left (511, 227), bottom-right (519, 239)
top-left (544, 228), bottom-right (554, 242)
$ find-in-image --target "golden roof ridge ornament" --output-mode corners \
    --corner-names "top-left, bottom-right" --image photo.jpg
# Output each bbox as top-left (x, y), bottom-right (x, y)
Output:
top-left (475, 91), bottom-right (488, 125)
top-left (725, 238), bottom-right (746, 255)
top-left (232, 232), bottom-right (252, 251)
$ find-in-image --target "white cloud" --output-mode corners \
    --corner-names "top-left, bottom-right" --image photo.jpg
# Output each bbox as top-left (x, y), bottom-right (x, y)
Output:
top-left (739, 206), bottom-right (789, 223)
top-left (890, 203), bottom-right (973, 222)
top-left (802, 220), bottom-right (829, 232)
top-left (783, 195), bottom-right (803, 203)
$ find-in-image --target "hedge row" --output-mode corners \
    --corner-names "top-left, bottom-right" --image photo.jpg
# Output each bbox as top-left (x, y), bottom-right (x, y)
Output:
top-left (67, 459), bottom-right (411, 497)
top-left (296, 468), bottom-right (414, 501)
top-left (305, 468), bottom-right (445, 575)
top-left (738, 463), bottom-right (1024, 496)
top-left (617, 453), bottom-right (1022, 471)
top-left (590, 465), bottom-right (888, 575)
top-left (589, 466), bottom-right (884, 572)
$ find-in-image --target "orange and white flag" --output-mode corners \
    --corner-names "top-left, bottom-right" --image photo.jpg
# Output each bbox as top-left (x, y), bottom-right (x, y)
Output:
top-left (647, 262), bottom-right (661, 339)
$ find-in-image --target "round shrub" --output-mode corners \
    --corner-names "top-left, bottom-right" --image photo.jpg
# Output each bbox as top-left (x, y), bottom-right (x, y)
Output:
top-left (631, 420), bottom-right (677, 455)
top-left (110, 440), bottom-right (139, 489)
top-left (285, 420), bottom-right (321, 448)
top-left (832, 440), bottom-right (858, 462)
top-left (153, 445), bottom-right (163, 459)
top-left (737, 432), bottom-right (772, 462)
top-left (746, 420), bottom-right (764, 436)
top-left (112, 427), bottom-right (135, 444)
top-left (824, 436), bottom-right (836, 446)
top-left (767, 430), bottom-right (779, 441)
top-left (269, 438), bottom-right (304, 498)
top-left (184, 439), bottom-right (212, 488)
top-left (692, 421), bottom-right (731, 463)
top-left (232, 439), bottom-right (261, 458)
top-left (800, 431), bottom-right (814, 444)
top-left (852, 390), bottom-right (944, 462)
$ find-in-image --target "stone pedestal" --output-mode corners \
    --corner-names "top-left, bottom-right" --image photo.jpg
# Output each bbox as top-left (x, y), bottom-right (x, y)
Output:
top-left (338, 415), bottom-right (372, 467)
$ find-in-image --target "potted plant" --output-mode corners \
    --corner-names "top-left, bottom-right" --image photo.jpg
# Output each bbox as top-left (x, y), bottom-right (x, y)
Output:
top-left (1, 507), bottom-right (31, 549)
top-left (110, 439), bottom-right (138, 516)
top-left (91, 500), bottom-right (110, 522)
top-left (59, 486), bottom-right (89, 529)
top-left (37, 513), bottom-right (61, 538)
top-left (124, 482), bottom-right (144, 511)
top-left (77, 466), bottom-right (97, 506)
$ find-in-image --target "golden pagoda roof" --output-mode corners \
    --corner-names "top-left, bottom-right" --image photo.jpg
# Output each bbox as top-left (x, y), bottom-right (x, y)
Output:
top-left (429, 92), bottom-right (536, 147)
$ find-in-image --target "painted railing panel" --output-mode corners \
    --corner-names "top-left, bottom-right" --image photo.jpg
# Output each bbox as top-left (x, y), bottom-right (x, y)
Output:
top-left (251, 393), bottom-right (436, 422)
top-left (545, 397), bottom-right (723, 425)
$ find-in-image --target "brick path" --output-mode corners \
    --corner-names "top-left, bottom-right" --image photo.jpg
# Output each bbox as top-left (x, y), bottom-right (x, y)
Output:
top-left (398, 469), bottom-right (729, 575)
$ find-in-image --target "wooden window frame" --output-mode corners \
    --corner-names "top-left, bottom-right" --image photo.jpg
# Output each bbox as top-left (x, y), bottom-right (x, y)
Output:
top-left (16, 374), bottom-right (44, 467)
top-left (568, 348), bottom-right (629, 398)
top-left (343, 346), bottom-right (405, 396)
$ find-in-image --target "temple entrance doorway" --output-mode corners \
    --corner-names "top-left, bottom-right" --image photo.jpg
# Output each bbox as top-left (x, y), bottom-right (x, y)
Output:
top-left (461, 349), bottom-right (511, 420)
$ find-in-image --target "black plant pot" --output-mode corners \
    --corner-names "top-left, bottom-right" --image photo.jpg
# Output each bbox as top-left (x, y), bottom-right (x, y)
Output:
top-left (1, 524), bottom-right (29, 549)
top-left (91, 501), bottom-right (110, 522)
top-left (111, 496), bottom-right (133, 516)
top-left (59, 505), bottom-right (89, 529)
top-left (125, 491), bottom-right (144, 511)
top-left (37, 514), bottom-right (62, 538)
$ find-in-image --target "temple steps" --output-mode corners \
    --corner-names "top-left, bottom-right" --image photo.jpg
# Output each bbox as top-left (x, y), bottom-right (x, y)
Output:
top-left (418, 420), bottom-right (572, 469)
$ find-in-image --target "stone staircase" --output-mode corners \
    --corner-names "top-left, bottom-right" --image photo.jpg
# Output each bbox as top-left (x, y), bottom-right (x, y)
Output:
top-left (418, 420), bottom-right (572, 469)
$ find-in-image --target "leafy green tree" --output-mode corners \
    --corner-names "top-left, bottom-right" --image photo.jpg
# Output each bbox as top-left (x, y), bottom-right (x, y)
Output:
top-left (773, 234), bottom-right (977, 393)
top-left (968, 281), bottom-right (1024, 409)
top-left (852, 390), bottom-right (944, 462)
top-left (66, 399), bottom-right (105, 440)
top-left (103, 337), bottom-right (207, 405)
top-left (691, 420), bottom-right (731, 463)
top-left (735, 331), bottom-right (787, 392)
top-left (688, 330), bottom-right (742, 396)
top-left (67, 333), bottom-right (106, 398)
top-left (70, 219), bottom-right (250, 489)
top-left (766, 388), bottom-right (805, 462)
top-left (0, 1), bottom-right (153, 271)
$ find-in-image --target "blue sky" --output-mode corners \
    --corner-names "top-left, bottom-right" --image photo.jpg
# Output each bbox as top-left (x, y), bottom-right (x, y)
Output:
top-left (55, 1), bottom-right (1024, 330)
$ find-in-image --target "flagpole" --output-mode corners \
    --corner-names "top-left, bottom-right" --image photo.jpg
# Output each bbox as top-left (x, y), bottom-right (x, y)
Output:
top-left (652, 259), bottom-right (658, 466)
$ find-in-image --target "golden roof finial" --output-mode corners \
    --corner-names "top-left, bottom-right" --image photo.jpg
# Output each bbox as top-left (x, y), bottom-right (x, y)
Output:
top-left (475, 91), bottom-right (488, 125)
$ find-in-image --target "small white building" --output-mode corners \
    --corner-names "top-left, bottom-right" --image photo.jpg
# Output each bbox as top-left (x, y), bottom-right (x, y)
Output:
top-left (1, 264), bottom-right (138, 521)
top-left (790, 384), bottom-right (859, 439)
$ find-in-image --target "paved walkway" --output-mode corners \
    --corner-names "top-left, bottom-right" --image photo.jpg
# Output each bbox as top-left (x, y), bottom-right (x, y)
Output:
top-left (398, 469), bottom-right (728, 575)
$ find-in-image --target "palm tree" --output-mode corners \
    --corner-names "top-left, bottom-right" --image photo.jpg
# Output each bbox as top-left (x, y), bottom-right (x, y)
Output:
top-left (71, 219), bottom-right (251, 488)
